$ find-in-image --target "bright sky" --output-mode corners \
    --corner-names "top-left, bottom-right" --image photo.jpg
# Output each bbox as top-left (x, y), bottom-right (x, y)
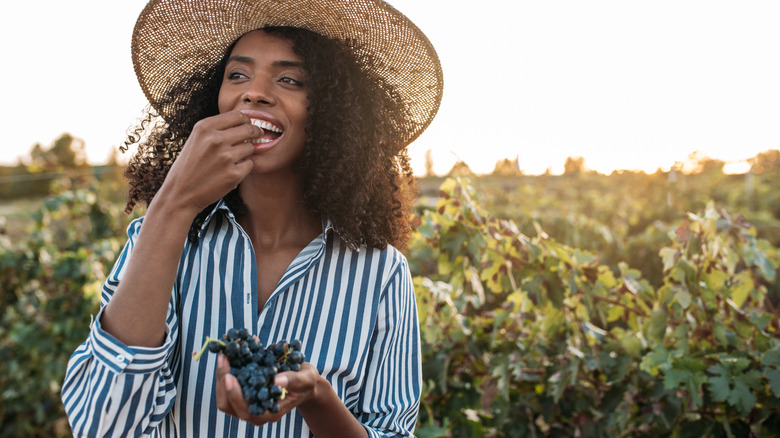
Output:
top-left (2, 1), bottom-right (779, 175)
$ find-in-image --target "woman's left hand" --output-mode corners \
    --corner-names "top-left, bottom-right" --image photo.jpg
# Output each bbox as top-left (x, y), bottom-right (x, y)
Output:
top-left (215, 353), bottom-right (320, 425)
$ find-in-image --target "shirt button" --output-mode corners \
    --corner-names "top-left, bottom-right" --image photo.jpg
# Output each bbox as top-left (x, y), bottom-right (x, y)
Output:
top-left (116, 354), bottom-right (127, 363)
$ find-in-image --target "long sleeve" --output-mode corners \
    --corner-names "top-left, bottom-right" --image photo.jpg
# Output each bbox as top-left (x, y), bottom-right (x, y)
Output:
top-left (357, 255), bottom-right (422, 437)
top-left (61, 218), bottom-right (180, 437)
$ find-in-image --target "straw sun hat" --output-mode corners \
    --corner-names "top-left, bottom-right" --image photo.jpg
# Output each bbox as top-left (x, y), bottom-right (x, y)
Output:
top-left (132, 0), bottom-right (444, 150)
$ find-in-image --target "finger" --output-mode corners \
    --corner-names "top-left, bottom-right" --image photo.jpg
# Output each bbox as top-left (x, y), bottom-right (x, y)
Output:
top-left (211, 110), bottom-right (255, 130)
top-left (276, 362), bottom-right (316, 391)
top-left (274, 372), bottom-right (308, 399)
top-left (232, 157), bottom-right (254, 179)
top-left (229, 141), bottom-right (257, 162)
top-left (219, 122), bottom-right (264, 147)
top-left (224, 374), bottom-right (251, 419)
top-left (215, 353), bottom-right (230, 380)
top-left (215, 355), bottom-right (237, 416)
top-left (275, 373), bottom-right (290, 388)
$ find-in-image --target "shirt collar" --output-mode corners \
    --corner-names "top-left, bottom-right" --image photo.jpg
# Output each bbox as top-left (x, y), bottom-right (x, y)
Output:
top-left (198, 198), bottom-right (334, 242)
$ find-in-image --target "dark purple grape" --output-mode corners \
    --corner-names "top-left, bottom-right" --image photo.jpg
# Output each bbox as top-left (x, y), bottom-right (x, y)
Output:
top-left (197, 331), bottom-right (306, 406)
top-left (226, 328), bottom-right (239, 340)
top-left (287, 351), bottom-right (304, 364)
top-left (243, 386), bottom-right (258, 402)
top-left (249, 403), bottom-right (264, 416)
top-left (273, 342), bottom-right (287, 356)
top-left (262, 351), bottom-right (276, 366)
top-left (247, 338), bottom-right (262, 352)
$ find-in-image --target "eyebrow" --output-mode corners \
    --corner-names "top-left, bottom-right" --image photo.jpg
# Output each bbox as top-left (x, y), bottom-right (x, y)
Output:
top-left (226, 55), bottom-right (304, 69)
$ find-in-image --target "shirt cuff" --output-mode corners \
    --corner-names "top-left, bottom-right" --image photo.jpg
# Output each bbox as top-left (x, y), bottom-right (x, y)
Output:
top-left (88, 307), bottom-right (174, 374)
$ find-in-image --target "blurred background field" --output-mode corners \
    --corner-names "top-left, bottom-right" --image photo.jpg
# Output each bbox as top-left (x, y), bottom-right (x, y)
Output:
top-left (1, 135), bottom-right (779, 436)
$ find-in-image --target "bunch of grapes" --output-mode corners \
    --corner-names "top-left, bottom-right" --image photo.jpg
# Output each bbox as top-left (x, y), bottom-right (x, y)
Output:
top-left (194, 328), bottom-right (306, 416)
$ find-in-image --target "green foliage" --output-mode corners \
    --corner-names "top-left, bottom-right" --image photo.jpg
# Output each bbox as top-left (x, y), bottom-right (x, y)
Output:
top-left (0, 179), bottom-right (137, 437)
top-left (437, 167), bottom-right (780, 290)
top-left (1, 168), bottom-right (778, 436)
top-left (410, 177), bottom-right (780, 437)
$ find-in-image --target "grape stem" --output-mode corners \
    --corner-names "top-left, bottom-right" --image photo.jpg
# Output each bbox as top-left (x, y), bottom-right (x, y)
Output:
top-left (192, 337), bottom-right (227, 361)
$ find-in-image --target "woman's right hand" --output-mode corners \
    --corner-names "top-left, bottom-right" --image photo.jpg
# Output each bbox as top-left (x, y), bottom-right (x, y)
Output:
top-left (156, 110), bottom-right (261, 215)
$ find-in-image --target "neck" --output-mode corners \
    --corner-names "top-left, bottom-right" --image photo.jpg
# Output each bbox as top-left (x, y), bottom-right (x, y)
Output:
top-left (236, 172), bottom-right (321, 251)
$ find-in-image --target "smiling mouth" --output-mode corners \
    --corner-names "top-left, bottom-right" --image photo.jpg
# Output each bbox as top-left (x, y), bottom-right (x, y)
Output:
top-left (250, 118), bottom-right (283, 144)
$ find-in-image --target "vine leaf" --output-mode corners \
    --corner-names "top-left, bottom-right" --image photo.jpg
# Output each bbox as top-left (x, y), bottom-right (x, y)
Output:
top-left (707, 359), bottom-right (762, 414)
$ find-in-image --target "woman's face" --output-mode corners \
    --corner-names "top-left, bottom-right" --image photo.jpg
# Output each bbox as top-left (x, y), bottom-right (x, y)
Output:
top-left (218, 30), bottom-right (309, 175)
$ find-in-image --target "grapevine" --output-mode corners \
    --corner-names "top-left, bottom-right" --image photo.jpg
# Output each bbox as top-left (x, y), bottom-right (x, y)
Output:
top-left (193, 328), bottom-right (306, 416)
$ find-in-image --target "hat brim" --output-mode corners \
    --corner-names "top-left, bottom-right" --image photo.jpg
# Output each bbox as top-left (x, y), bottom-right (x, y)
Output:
top-left (132, 0), bottom-right (443, 149)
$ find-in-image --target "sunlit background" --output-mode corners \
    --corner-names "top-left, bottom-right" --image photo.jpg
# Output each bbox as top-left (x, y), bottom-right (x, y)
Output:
top-left (2, 0), bottom-right (778, 175)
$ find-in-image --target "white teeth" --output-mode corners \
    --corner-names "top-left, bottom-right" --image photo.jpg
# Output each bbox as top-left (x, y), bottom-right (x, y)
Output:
top-left (250, 118), bottom-right (282, 133)
top-left (252, 138), bottom-right (273, 144)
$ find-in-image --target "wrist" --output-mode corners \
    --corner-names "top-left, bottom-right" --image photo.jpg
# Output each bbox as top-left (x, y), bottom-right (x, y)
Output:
top-left (149, 184), bottom-right (205, 222)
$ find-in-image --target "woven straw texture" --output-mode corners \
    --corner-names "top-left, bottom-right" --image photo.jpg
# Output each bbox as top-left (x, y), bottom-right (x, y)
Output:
top-left (132, 0), bottom-right (443, 148)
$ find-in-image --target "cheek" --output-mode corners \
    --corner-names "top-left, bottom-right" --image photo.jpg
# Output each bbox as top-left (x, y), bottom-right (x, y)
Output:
top-left (216, 95), bottom-right (227, 114)
top-left (216, 85), bottom-right (231, 114)
top-left (293, 99), bottom-right (309, 128)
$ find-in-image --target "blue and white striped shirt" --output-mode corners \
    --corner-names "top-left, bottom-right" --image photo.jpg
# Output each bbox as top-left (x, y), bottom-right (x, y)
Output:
top-left (61, 199), bottom-right (421, 437)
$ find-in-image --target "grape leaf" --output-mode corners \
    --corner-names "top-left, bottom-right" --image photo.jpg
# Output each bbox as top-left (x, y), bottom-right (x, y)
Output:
top-left (663, 362), bottom-right (707, 408)
top-left (708, 361), bottom-right (762, 414)
top-left (765, 368), bottom-right (780, 398)
top-left (707, 364), bottom-right (731, 402)
top-left (763, 350), bottom-right (780, 397)
top-left (646, 306), bottom-right (668, 343)
top-left (728, 376), bottom-right (759, 414)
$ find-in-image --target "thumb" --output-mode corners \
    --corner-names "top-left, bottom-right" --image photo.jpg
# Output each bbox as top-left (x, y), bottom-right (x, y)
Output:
top-left (274, 373), bottom-right (290, 389)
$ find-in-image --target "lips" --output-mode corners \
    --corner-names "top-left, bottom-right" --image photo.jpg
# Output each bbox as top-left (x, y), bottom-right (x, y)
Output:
top-left (250, 118), bottom-right (283, 144)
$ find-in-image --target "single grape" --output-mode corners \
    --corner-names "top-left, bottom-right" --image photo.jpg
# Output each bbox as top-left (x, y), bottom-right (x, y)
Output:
top-left (273, 342), bottom-right (287, 356)
top-left (247, 338), bottom-right (261, 352)
top-left (249, 403), bottom-right (264, 416)
top-left (262, 351), bottom-right (276, 366)
top-left (226, 328), bottom-right (239, 340)
top-left (287, 351), bottom-right (304, 364)
top-left (243, 386), bottom-right (258, 403)
top-left (249, 374), bottom-right (267, 388)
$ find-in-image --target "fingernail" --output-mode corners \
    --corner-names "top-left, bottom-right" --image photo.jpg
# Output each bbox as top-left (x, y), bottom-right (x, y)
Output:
top-left (275, 375), bottom-right (289, 387)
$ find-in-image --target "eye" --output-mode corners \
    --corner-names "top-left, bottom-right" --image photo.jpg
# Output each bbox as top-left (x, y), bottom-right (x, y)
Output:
top-left (280, 76), bottom-right (303, 87)
top-left (227, 71), bottom-right (248, 80)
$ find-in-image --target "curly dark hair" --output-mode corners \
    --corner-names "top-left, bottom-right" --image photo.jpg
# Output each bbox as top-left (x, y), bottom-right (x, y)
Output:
top-left (121, 27), bottom-right (418, 250)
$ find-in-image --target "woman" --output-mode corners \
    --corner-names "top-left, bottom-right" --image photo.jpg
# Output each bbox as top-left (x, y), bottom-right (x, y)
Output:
top-left (60, 0), bottom-right (443, 437)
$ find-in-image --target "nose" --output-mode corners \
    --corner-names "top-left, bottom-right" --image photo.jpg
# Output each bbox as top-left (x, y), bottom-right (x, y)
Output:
top-left (242, 79), bottom-right (275, 105)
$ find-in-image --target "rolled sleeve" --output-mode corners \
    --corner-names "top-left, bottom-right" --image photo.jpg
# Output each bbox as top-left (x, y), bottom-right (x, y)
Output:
top-left (89, 307), bottom-right (175, 374)
top-left (359, 256), bottom-right (422, 437)
top-left (61, 218), bottom-right (179, 437)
